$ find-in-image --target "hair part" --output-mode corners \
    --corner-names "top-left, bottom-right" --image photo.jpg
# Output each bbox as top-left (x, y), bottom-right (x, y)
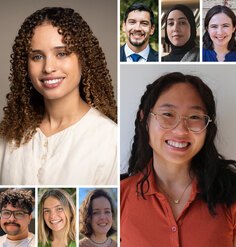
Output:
top-left (38, 189), bottom-right (76, 246)
top-left (79, 189), bottom-right (116, 238)
top-left (128, 72), bottom-right (236, 214)
top-left (124, 2), bottom-right (154, 26)
top-left (203, 5), bottom-right (236, 50)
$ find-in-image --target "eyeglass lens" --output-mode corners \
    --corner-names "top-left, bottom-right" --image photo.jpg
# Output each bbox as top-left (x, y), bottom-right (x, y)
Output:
top-left (1, 210), bottom-right (27, 219)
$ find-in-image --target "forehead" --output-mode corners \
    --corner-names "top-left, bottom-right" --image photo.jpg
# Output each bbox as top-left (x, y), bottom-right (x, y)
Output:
top-left (209, 12), bottom-right (233, 24)
top-left (92, 196), bottom-right (111, 209)
top-left (31, 23), bottom-right (64, 47)
top-left (168, 9), bottom-right (188, 20)
top-left (2, 203), bottom-right (24, 211)
top-left (43, 196), bottom-right (61, 208)
top-left (154, 83), bottom-right (206, 111)
top-left (127, 10), bottom-right (151, 22)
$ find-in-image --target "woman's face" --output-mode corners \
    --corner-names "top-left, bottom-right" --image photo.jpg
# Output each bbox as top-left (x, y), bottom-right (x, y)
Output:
top-left (207, 12), bottom-right (235, 50)
top-left (43, 196), bottom-right (67, 233)
top-left (166, 10), bottom-right (191, 46)
top-left (28, 22), bottom-right (82, 102)
top-left (91, 197), bottom-right (112, 237)
top-left (148, 83), bottom-right (207, 168)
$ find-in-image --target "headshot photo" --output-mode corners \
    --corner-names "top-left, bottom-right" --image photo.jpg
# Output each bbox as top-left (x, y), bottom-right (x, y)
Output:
top-left (0, 0), bottom-right (117, 186)
top-left (202, 1), bottom-right (236, 62)
top-left (0, 188), bottom-right (35, 247)
top-left (161, 0), bottom-right (200, 62)
top-left (120, 64), bottom-right (236, 246)
top-left (79, 188), bottom-right (117, 247)
top-left (120, 0), bottom-right (158, 62)
top-left (38, 188), bottom-right (76, 247)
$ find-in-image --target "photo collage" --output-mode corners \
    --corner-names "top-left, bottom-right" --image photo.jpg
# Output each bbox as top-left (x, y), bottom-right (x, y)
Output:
top-left (0, 0), bottom-right (236, 246)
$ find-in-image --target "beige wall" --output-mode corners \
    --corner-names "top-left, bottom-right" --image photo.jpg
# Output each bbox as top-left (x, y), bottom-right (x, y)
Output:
top-left (0, 0), bottom-right (117, 119)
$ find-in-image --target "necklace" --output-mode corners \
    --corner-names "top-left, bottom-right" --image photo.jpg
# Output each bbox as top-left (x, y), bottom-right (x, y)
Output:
top-left (158, 179), bottom-right (192, 204)
top-left (90, 237), bottom-right (109, 245)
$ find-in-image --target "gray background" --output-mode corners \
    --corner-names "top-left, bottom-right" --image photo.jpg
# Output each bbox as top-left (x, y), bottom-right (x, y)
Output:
top-left (120, 64), bottom-right (236, 173)
top-left (0, 0), bottom-right (117, 119)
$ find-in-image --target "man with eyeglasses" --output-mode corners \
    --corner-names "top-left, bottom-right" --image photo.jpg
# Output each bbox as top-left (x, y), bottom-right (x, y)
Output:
top-left (0, 189), bottom-right (35, 247)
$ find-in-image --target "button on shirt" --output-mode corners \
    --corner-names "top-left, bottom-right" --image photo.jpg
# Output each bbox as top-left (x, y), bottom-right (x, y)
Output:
top-left (124, 44), bottom-right (150, 62)
top-left (121, 162), bottom-right (236, 247)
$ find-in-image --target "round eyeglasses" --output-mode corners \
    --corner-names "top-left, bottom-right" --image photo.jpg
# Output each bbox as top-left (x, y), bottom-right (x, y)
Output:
top-left (149, 110), bottom-right (212, 133)
top-left (0, 210), bottom-right (29, 220)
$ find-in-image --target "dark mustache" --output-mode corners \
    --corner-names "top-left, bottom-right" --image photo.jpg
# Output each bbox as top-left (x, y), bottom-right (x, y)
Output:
top-left (4, 222), bottom-right (20, 227)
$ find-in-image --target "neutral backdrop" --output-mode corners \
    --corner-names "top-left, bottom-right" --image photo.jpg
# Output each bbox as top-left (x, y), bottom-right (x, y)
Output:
top-left (120, 64), bottom-right (236, 173)
top-left (0, 0), bottom-right (117, 119)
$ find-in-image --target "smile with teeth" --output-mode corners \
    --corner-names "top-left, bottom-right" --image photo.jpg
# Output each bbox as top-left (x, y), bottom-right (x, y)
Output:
top-left (50, 219), bottom-right (62, 224)
top-left (42, 78), bottom-right (64, 85)
top-left (166, 140), bottom-right (189, 149)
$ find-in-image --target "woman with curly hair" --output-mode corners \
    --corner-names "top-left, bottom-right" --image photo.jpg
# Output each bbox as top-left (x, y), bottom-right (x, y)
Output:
top-left (121, 72), bottom-right (236, 246)
top-left (0, 7), bottom-right (117, 185)
top-left (38, 189), bottom-right (76, 247)
top-left (203, 5), bottom-right (236, 62)
top-left (79, 189), bottom-right (117, 247)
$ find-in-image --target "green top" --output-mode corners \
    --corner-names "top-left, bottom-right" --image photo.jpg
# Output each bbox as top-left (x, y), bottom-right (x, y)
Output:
top-left (38, 241), bottom-right (76, 247)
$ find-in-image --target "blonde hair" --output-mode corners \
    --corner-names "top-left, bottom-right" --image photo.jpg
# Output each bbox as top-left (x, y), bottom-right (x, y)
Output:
top-left (38, 189), bottom-right (76, 246)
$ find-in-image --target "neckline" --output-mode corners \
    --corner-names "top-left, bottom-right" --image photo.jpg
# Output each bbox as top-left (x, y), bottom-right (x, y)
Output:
top-left (37, 107), bottom-right (92, 138)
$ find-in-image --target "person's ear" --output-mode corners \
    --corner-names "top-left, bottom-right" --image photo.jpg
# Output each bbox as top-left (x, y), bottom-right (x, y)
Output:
top-left (150, 24), bottom-right (155, 36)
top-left (122, 21), bottom-right (127, 32)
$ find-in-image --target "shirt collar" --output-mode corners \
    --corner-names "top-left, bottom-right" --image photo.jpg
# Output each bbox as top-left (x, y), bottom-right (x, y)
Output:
top-left (125, 43), bottom-right (150, 61)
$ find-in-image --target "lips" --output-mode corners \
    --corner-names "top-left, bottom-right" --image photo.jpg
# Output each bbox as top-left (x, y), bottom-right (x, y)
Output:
top-left (40, 77), bottom-right (64, 88)
top-left (166, 140), bottom-right (190, 149)
top-left (49, 219), bottom-right (62, 225)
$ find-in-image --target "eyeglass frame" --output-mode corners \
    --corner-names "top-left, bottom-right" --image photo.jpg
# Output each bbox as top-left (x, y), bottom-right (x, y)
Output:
top-left (0, 209), bottom-right (30, 220)
top-left (149, 110), bottom-right (212, 133)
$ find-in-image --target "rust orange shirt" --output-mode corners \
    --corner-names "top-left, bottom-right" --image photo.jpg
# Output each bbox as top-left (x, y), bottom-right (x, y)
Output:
top-left (121, 165), bottom-right (236, 247)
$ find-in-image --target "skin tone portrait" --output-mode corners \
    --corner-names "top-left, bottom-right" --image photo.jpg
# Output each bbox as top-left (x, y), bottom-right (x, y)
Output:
top-left (79, 189), bottom-right (117, 247)
top-left (38, 189), bottom-right (76, 247)
top-left (120, 2), bottom-right (158, 62)
top-left (162, 4), bottom-right (200, 62)
top-left (0, 7), bottom-right (117, 185)
top-left (0, 189), bottom-right (35, 247)
top-left (203, 5), bottom-right (236, 61)
top-left (120, 72), bottom-right (236, 247)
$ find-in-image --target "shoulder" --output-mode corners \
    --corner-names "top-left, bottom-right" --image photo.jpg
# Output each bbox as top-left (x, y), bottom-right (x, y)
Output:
top-left (182, 47), bottom-right (200, 61)
top-left (0, 234), bottom-right (7, 243)
top-left (148, 47), bottom-right (158, 61)
top-left (225, 50), bottom-right (236, 61)
top-left (120, 45), bottom-right (126, 62)
top-left (121, 174), bottom-right (139, 203)
top-left (202, 48), bottom-right (216, 61)
top-left (79, 238), bottom-right (91, 247)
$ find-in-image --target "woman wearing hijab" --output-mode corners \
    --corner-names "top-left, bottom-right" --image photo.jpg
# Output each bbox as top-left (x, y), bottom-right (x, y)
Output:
top-left (162, 4), bottom-right (199, 62)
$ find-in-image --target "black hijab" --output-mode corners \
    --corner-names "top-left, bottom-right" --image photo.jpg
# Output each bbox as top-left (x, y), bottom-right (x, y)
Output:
top-left (164, 4), bottom-right (197, 61)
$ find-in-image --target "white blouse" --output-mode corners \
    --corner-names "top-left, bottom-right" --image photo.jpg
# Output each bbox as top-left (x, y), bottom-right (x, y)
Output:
top-left (0, 108), bottom-right (117, 185)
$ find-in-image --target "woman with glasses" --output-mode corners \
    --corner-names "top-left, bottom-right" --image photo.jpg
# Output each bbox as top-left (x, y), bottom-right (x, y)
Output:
top-left (38, 189), bottom-right (76, 247)
top-left (120, 72), bottom-right (236, 247)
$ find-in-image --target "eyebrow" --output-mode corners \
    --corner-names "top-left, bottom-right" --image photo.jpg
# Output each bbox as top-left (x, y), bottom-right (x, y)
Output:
top-left (93, 208), bottom-right (111, 211)
top-left (30, 46), bottom-right (67, 53)
top-left (43, 204), bottom-right (62, 210)
top-left (167, 17), bottom-right (187, 21)
top-left (158, 104), bottom-right (206, 111)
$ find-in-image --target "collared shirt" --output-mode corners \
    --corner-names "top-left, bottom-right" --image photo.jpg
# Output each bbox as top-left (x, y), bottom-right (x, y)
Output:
top-left (121, 163), bottom-right (236, 247)
top-left (124, 44), bottom-right (150, 62)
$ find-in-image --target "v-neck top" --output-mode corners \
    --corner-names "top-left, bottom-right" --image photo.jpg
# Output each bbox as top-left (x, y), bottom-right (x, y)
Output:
top-left (0, 108), bottom-right (117, 185)
top-left (121, 162), bottom-right (236, 247)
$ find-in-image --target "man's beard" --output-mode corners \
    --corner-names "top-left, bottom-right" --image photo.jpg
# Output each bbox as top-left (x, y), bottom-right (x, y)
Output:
top-left (128, 32), bottom-right (148, 47)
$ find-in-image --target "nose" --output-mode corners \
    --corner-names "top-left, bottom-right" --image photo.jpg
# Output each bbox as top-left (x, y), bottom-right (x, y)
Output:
top-left (134, 22), bottom-right (141, 30)
top-left (217, 26), bottom-right (223, 34)
top-left (43, 56), bottom-right (56, 74)
top-left (172, 117), bottom-right (189, 134)
top-left (8, 213), bottom-right (16, 221)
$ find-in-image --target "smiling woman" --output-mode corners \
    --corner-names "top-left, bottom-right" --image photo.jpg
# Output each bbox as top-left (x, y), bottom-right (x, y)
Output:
top-left (120, 72), bottom-right (236, 247)
top-left (0, 7), bottom-right (117, 185)
top-left (38, 189), bottom-right (76, 247)
top-left (203, 5), bottom-right (236, 62)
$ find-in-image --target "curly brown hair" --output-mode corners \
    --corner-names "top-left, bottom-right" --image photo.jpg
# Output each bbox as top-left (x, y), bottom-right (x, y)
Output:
top-left (0, 188), bottom-right (35, 213)
top-left (0, 7), bottom-right (117, 146)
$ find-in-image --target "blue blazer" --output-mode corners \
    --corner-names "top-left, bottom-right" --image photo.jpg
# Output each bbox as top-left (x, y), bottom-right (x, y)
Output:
top-left (120, 44), bottom-right (158, 62)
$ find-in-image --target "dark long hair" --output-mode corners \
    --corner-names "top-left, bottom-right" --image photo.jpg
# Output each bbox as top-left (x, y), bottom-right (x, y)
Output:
top-left (128, 72), bottom-right (236, 214)
top-left (203, 5), bottom-right (236, 50)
